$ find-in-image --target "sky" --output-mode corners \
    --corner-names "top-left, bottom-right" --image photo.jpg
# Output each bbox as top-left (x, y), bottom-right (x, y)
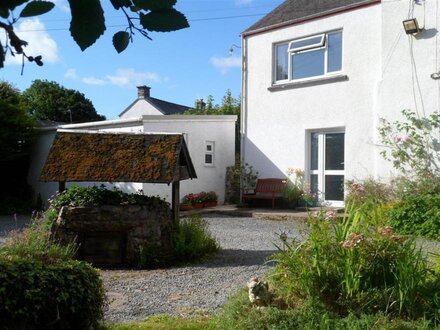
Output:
top-left (1, 0), bottom-right (284, 120)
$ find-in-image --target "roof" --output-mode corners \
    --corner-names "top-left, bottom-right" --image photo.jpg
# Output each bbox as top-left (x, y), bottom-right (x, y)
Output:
top-left (119, 97), bottom-right (190, 117)
top-left (243, 0), bottom-right (379, 36)
top-left (40, 130), bottom-right (197, 184)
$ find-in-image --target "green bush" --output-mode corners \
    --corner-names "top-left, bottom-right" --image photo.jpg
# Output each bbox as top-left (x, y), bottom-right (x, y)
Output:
top-left (172, 215), bottom-right (219, 261)
top-left (388, 189), bottom-right (440, 240)
top-left (0, 257), bottom-right (105, 329)
top-left (270, 204), bottom-right (440, 320)
top-left (50, 185), bottom-right (169, 212)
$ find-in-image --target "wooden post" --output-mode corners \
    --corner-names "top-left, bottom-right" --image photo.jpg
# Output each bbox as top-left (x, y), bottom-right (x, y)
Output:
top-left (58, 180), bottom-right (66, 193)
top-left (171, 181), bottom-right (180, 224)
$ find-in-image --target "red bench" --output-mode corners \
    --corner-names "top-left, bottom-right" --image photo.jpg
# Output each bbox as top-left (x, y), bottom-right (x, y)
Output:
top-left (242, 178), bottom-right (286, 209)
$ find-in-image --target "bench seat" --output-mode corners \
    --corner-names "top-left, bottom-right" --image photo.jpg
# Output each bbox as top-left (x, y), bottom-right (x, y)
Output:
top-left (242, 178), bottom-right (286, 209)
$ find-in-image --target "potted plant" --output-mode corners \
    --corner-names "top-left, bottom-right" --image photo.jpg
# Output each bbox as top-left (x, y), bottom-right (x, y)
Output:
top-left (180, 194), bottom-right (193, 211)
top-left (192, 193), bottom-right (205, 209)
top-left (204, 191), bottom-right (218, 207)
top-left (282, 168), bottom-right (304, 209)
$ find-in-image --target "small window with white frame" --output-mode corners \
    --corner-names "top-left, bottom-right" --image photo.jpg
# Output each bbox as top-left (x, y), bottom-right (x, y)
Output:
top-left (204, 141), bottom-right (215, 166)
top-left (274, 30), bottom-right (343, 83)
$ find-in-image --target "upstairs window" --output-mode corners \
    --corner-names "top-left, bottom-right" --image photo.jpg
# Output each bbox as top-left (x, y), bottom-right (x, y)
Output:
top-left (274, 30), bottom-right (342, 83)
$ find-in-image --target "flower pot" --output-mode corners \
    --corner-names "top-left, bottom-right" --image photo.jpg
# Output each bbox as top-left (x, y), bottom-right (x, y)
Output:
top-left (180, 204), bottom-right (193, 211)
top-left (193, 203), bottom-right (204, 209)
top-left (204, 201), bottom-right (217, 208)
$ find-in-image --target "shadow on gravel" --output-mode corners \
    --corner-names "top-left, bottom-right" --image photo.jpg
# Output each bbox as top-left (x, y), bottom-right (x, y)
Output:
top-left (198, 249), bottom-right (277, 268)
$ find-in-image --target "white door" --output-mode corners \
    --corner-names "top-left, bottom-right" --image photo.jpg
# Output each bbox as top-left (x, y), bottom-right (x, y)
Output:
top-left (310, 131), bottom-right (345, 206)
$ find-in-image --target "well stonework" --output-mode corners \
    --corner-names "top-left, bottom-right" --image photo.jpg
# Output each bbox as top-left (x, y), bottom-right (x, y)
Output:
top-left (50, 205), bottom-right (172, 267)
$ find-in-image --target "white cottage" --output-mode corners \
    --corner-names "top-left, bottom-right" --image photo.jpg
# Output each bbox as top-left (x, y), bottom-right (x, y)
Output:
top-left (29, 88), bottom-right (237, 205)
top-left (241, 0), bottom-right (439, 206)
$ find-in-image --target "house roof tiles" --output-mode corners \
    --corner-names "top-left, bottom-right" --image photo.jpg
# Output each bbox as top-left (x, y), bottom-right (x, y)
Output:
top-left (40, 130), bottom-right (196, 184)
top-left (243, 0), bottom-right (379, 36)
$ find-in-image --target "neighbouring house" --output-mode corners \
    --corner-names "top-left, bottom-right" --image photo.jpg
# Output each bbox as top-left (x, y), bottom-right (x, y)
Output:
top-left (119, 86), bottom-right (191, 117)
top-left (241, 0), bottom-right (439, 206)
top-left (29, 115), bottom-right (236, 205)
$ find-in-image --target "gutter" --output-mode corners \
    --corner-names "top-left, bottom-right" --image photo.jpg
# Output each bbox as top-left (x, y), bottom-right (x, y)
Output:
top-left (242, 0), bottom-right (381, 38)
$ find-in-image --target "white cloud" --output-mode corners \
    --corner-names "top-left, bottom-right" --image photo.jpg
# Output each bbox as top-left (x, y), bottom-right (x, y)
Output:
top-left (82, 77), bottom-right (106, 85)
top-left (64, 68), bottom-right (165, 87)
top-left (210, 56), bottom-right (241, 74)
top-left (106, 69), bottom-right (163, 87)
top-left (5, 18), bottom-right (59, 65)
top-left (235, 0), bottom-right (254, 6)
top-left (64, 68), bottom-right (78, 79)
top-left (52, 0), bottom-right (70, 13)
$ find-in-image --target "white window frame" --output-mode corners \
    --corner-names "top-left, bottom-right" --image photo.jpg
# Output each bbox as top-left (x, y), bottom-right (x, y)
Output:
top-left (204, 141), bottom-right (215, 167)
top-left (273, 30), bottom-right (343, 84)
top-left (308, 130), bottom-right (345, 207)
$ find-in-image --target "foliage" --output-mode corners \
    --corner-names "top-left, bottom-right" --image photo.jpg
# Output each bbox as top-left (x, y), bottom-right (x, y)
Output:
top-left (22, 79), bottom-right (105, 123)
top-left (0, 257), bottom-right (105, 329)
top-left (268, 201), bottom-right (440, 324)
top-left (49, 185), bottom-right (169, 213)
top-left (388, 187), bottom-right (440, 239)
top-left (0, 211), bottom-right (105, 328)
top-left (171, 215), bottom-right (219, 262)
top-left (282, 168), bottom-right (304, 204)
top-left (345, 178), bottom-right (395, 208)
top-left (241, 163), bottom-right (259, 189)
top-left (182, 191), bottom-right (218, 205)
top-left (379, 109), bottom-right (440, 178)
top-left (103, 315), bottom-right (215, 330)
top-left (0, 0), bottom-right (188, 69)
top-left (217, 289), bottom-right (432, 330)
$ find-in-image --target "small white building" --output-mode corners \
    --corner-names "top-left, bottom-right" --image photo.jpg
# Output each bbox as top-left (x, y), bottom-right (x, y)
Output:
top-left (241, 0), bottom-right (439, 206)
top-left (29, 88), bottom-right (237, 205)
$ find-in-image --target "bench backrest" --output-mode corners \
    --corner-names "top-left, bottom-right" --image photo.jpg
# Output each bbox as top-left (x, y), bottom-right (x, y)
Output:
top-left (255, 178), bottom-right (286, 194)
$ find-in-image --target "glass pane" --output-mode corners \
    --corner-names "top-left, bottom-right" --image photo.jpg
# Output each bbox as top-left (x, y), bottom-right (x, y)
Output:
top-left (310, 133), bottom-right (319, 170)
top-left (275, 44), bottom-right (288, 81)
top-left (310, 174), bottom-right (318, 195)
top-left (205, 154), bottom-right (213, 164)
top-left (325, 133), bottom-right (344, 170)
top-left (292, 49), bottom-right (325, 79)
top-left (325, 175), bottom-right (344, 201)
top-left (206, 145), bottom-right (212, 151)
top-left (290, 35), bottom-right (324, 51)
top-left (328, 32), bottom-right (342, 72)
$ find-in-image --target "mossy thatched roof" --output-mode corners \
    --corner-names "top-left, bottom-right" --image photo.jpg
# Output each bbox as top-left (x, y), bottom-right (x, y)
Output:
top-left (40, 130), bottom-right (196, 184)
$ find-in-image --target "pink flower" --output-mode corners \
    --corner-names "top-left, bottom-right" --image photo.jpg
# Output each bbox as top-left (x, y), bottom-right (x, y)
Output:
top-left (324, 210), bottom-right (337, 221)
top-left (393, 135), bottom-right (402, 143)
top-left (401, 134), bottom-right (411, 143)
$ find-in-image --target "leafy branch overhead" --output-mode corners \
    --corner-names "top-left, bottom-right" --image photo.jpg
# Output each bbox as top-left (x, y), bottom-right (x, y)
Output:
top-left (0, 0), bottom-right (189, 69)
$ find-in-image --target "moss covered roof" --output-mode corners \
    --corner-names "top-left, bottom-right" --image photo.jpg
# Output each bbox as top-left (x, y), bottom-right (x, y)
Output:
top-left (40, 130), bottom-right (196, 183)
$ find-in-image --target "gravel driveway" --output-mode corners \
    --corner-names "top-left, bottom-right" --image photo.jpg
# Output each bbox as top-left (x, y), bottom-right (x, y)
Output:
top-left (102, 215), bottom-right (308, 323)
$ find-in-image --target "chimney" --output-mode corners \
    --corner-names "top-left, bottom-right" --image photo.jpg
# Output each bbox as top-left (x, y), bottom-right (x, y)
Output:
top-left (137, 85), bottom-right (150, 99)
top-left (196, 98), bottom-right (206, 110)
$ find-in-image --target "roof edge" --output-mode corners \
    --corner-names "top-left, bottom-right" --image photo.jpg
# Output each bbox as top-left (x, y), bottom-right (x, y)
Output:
top-left (242, 0), bottom-right (381, 37)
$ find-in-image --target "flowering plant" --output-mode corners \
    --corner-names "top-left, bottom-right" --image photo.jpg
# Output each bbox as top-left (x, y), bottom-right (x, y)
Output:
top-left (283, 168), bottom-right (304, 203)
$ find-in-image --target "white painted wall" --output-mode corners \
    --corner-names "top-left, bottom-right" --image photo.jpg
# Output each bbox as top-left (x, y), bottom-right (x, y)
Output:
top-left (29, 115), bottom-right (237, 205)
top-left (242, 4), bottom-right (382, 184)
top-left (119, 99), bottom-right (163, 118)
top-left (139, 115), bottom-right (237, 204)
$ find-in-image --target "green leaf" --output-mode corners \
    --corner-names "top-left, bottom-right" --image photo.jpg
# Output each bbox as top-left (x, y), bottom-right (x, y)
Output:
top-left (2, 0), bottom-right (27, 11)
top-left (0, 42), bottom-right (4, 69)
top-left (140, 9), bottom-right (189, 32)
top-left (109, 0), bottom-right (132, 10)
top-left (0, 7), bottom-right (9, 18)
top-left (133, 0), bottom-right (176, 11)
top-left (112, 31), bottom-right (130, 53)
top-left (67, 0), bottom-right (106, 51)
top-left (20, 1), bottom-right (55, 18)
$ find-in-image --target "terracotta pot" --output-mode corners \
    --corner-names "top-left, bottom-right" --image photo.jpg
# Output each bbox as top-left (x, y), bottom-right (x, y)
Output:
top-left (204, 202), bottom-right (217, 208)
top-left (179, 204), bottom-right (193, 211)
top-left (193, 203), bottom-right (204, 209)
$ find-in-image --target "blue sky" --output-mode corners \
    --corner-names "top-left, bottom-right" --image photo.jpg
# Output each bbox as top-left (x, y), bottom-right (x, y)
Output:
top-left (1, 0), bottom-right (284, 119)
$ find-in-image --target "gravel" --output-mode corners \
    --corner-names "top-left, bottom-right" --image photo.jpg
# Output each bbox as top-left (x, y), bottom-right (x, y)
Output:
top-left (102, 215), bottom-right (308, 323)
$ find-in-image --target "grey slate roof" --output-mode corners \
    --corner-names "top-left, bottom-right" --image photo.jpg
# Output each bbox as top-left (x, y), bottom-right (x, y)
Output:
top-left (243, 0), bottom-right (378, 35)
top-left (149, 97), bottom-right (190, 115)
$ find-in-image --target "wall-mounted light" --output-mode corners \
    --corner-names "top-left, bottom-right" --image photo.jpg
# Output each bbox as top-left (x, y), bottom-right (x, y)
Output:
top-left (229, 44), bottom-right (241, 56)
top-left (402, 18), bottom-right (421, 35)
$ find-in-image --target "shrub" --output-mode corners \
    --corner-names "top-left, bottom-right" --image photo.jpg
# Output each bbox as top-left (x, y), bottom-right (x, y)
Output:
top-left (345, 178), bottom-right (395, 208)
top-left (0, 257), bottom-right (105, 329)
top-left (50, 185), bottom-right (169, 213)
top-left (269, 202), bottom-right (440, 323)
top-left (172, 215), bottom-right (219, 261)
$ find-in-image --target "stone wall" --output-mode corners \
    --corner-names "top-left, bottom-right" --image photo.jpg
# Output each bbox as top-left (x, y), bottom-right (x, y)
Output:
top-left (51, 205), bottom-right (172, 267)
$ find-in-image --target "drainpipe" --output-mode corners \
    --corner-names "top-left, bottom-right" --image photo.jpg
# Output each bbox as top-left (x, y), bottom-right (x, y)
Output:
top-left (240, 35), bottom-right (248, 202)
